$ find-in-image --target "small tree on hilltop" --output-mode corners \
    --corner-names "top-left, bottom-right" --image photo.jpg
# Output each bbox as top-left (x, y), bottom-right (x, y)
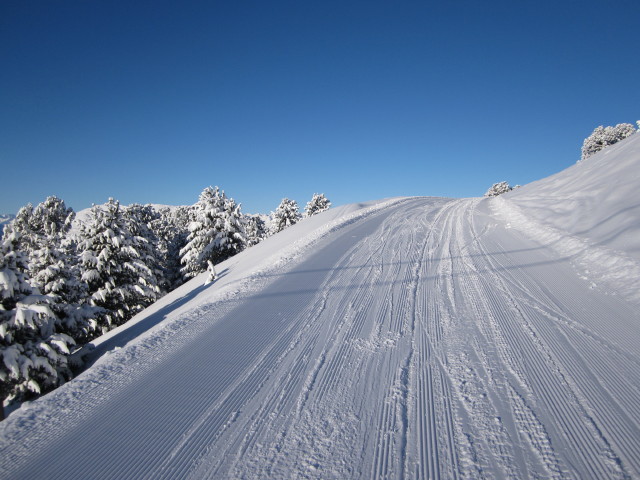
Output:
top-left (581, 123), bottom-right (637, 160)
top-left (484, 181), bottom-right (513, 197)
top-left (270, 198), bottom-right (300, 234)
top-left (304, 193), bottom-right (331, 218)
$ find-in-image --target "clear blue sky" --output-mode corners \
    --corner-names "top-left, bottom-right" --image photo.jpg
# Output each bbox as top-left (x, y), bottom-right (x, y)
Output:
top-left (2, 0), bottom-right (639, 215)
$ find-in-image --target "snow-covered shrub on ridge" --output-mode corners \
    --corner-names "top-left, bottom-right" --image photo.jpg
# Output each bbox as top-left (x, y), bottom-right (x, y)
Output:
top-left (581, 123), bottom-right (636, 160)
top-left (484, 181), bottom-right (513, 197)
top-left (304, 193), bottom-right (331, 218)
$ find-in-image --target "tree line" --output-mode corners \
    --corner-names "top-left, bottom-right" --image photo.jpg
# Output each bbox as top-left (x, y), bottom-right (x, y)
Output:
top-left (0, 188), bottom-right (330, 416)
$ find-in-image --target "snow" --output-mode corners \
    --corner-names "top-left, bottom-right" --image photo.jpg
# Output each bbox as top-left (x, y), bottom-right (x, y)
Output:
top-left (1, 136), bottom-right (640, 479)
top-left (494, 133), bottom-right (640, 303)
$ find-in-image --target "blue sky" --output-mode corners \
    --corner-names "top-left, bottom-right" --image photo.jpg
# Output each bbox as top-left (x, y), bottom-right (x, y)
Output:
top-left (2, 0), bottom-right (639, 215)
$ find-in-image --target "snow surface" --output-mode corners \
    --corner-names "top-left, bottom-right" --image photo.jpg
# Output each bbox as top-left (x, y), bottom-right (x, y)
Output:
top-left (1, 137), bottom-right (640, 479)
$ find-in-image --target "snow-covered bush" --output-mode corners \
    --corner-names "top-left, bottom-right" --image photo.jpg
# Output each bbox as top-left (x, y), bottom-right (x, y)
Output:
top-left (270, 198), bottom-right (301, 234)
top-left (484, 182), bottom-right (513, 197)
top-left (581, 123), bottom-right (636, 160)
top-left (304, 193), bottom-right (331, 218)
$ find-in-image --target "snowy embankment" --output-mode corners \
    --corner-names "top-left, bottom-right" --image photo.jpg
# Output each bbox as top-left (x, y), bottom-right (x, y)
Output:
top-left (1, 197), bottom-right (406, 421)
top-left (494, 133), bottom-right (640, 304)
top-left (79, 197), bottom-right (406, 361)
top-left (1, 137), bottom-right (640, 479)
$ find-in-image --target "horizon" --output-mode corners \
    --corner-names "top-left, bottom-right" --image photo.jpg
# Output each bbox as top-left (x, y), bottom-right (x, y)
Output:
top-left (2, 0), bottom-right (639, 215)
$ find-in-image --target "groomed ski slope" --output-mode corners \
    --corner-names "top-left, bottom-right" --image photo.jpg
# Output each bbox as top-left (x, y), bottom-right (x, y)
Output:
top-left (2, 136), bottom-right (640, 479)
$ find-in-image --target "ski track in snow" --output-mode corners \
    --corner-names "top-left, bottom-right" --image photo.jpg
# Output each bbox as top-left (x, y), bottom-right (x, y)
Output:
top-left (2, 197), bottom-right (640, 479)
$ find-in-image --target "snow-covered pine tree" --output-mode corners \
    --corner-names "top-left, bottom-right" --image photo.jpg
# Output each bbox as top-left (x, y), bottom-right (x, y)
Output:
top-left (26, 197), bottom-right (75, 292)
top-left (244, 214), bottom-right (267, 247)
top-left (5, 198), bottom-right (95, 345)
top-left (22, 197), bottom-right (97, 343)
top-left (77, 199), bottom-right (159, 333)
top-left (581, 123), bottom-right (637, 160)
top-left (123, 204), bottom-right (166, 294)
top-left (180, 187), bottom-right (247, 278)
top-left (152, 206), bottom-right (191, 289)
top-left (7, 204), bottom-right (35, 255)
top-left (484, 181), bottom-right (512, 197)
top-left (270, 198), bottom-right (300, 234)
top-left (221, 193), bottom-right (247, 257)
top-left (0, 224), bottom-right (74, 417)
top-left (304, 193), bottom-right (331, 218)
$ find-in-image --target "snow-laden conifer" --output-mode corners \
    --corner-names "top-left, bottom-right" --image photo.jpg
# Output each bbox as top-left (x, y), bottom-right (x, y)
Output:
top-left (244, 214), bottom-right (267, 247)
top-left (18, 197), bottom-right (77, 300)
top-left (77, 199), bottom-right (160, 332)
top-left (6, 197), bottom-right (96, 344)
top-left (581, 123), bottom-right (636, 160)
top-left (180, 187), bottom-right (247, 278)
top-left (153, 206), bottom-right (191, 289)
top-left (0, 224), bottom-right (74, 416)
top-left (123, 204), bottom-right (166, 293)
top-left (304, 193), bottom-right (331, 218)
top-left (270, 198), bottom-right (301, 234)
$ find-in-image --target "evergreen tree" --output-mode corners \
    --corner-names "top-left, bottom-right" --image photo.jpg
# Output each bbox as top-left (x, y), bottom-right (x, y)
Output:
top-left (304, 193), bottom-right (331, 217)
top-left (270, 198), bottom-right (300, 234)
top-left (123, 204), bottom-right (165, 293)
top-left (244, 214), bottom-right (267, 247)
top-left (0, 225), bottom-right (74, 417)
top-left (152, 206), bottom-right (191, 289)
top-left (220, 193), bottom-right (247, 257)
top-left (21, 197), bottom-right (75, 297)
top-left (7, 197), bottom-right (95, 345)
top-left (77, 199), bottom-right (159, 333)
top-left (180, 187), bottom-right (247, 278)
top-left (581, 123), bottom-right (637, 160)
top-left (484, 181), bottom-right (513, 197)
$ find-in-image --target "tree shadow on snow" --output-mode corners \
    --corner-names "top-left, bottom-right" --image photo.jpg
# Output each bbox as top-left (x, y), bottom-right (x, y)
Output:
top-left (75, 268), bottom-right (230, 373)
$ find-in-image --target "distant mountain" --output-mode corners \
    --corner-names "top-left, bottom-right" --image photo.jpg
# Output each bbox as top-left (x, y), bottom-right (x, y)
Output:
top-left (0, 214), bottom-right (15, 234)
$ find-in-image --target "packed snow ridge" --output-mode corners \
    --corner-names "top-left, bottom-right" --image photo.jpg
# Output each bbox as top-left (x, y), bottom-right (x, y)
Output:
top-left (1, 134), bottom-right (640, 479)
